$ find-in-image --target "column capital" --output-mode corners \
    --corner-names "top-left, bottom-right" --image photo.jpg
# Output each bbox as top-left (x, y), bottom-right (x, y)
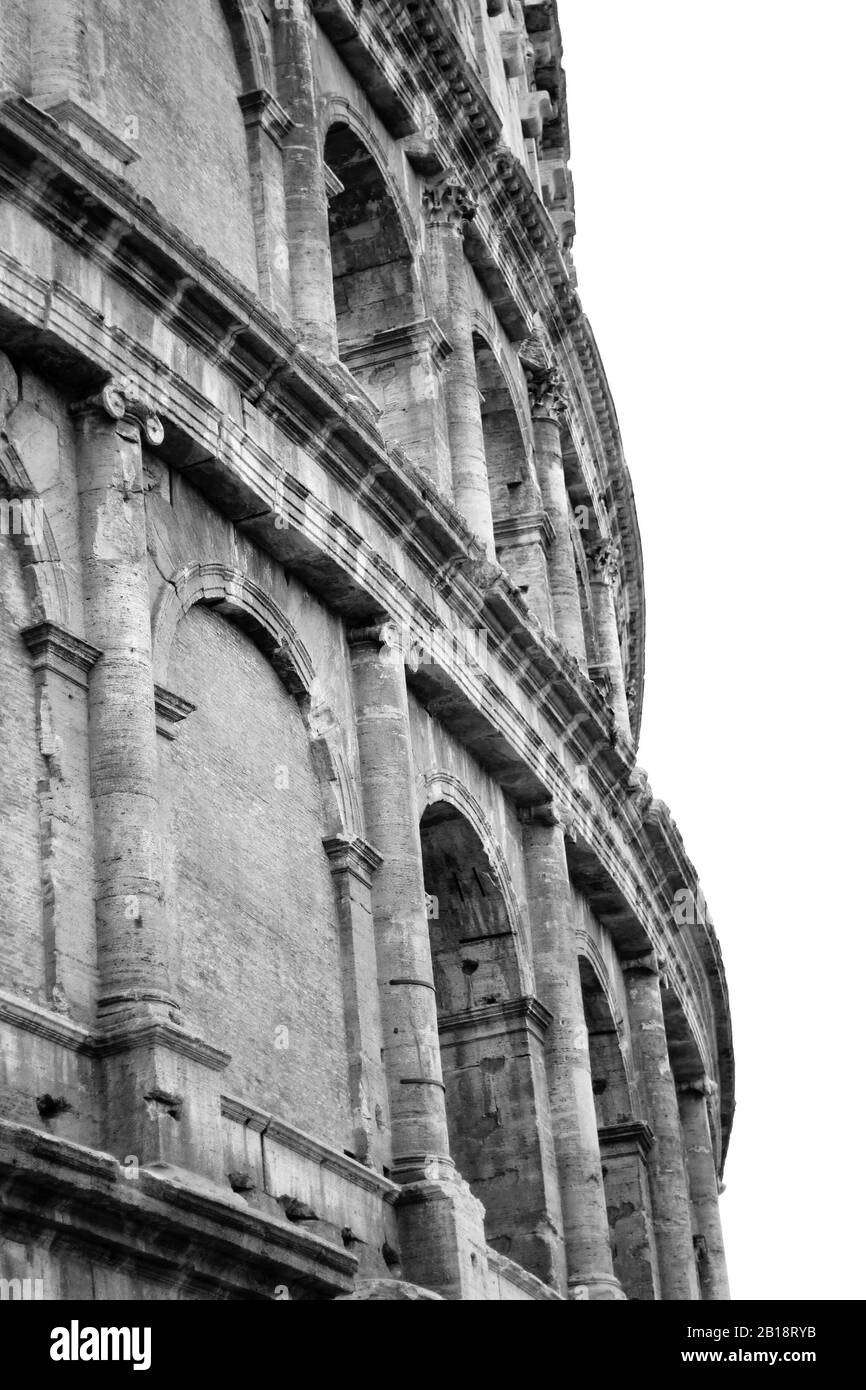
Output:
top-left (517, 799), bottom-right (561, 828)
top-left (423, 171), bottom-right (477, 232)
top-left (322, 834), bottom-right (385, 887)
top-left (526, 364), bottom-right (567, 422)
top-left (621, 949), bottom-right (667, 978)
top-left (677, 1076), bottom-right (719, 1100)
top-left (70, 378), bottom-right (165, 446)
top-left (237, 88), bottom-right (295, 148)
top-left (346, 618), bottom-right (401, 652)
top-left (589, 538), bottom-right (620, 585)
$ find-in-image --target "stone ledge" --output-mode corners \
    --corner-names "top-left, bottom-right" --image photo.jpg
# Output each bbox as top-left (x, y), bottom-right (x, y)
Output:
top-left (0, 1117), bottom-right (357, 1299)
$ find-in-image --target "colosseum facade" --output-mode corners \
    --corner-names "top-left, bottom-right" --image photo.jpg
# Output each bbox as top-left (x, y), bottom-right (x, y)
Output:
top-left (0, 0), bottom-right (734, 1301)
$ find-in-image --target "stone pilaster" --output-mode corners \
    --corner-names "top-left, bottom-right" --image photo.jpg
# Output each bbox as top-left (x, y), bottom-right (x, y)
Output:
top-left (493, 508), bottom-right (556, 629)
top-left (423, 173), bottom-right (495, 554)
top-left (526, 367), bottom-right (587, 665)
top-left (238, 90), bottom-right (295, 323)
top-left (19, 622), bottom-right (101, 1015)
top-left (348, 621), bottom-right (488, 1298)
top-left (273, 0), bottom-right (339, 359)
top-left (72, 380), bottom-right (229, 1182)
top-left (678, 1077), bottom-right (731, 1300)
top-left (520, 807), bottom-right (625, 1299)
top-left (599, 1121), bottom-right (661, 1301)
top-left (29, 0), bottom-right (138, 176)
top-left (338, 319), bottom-right (453, 493)
top-left (622, 953), bottom-right (700, 1300)
top-left (323, 833), bottom-right (391, 1174)
top-left (589, 539), bottom-right (631, 737)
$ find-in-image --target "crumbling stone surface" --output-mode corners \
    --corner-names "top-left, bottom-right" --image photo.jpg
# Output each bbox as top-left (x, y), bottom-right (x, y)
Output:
top-left (0, 0), bottom-right (733, 1302)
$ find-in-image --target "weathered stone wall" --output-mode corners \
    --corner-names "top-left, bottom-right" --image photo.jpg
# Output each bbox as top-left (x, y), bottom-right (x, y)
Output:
top-left (0, 0), bottom-right (733, 1302)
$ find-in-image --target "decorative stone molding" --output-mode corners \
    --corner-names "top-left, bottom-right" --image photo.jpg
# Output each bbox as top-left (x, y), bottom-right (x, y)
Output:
top-left (677, 1076), bottom-right (719, 1100)
top-left (20, 621), bottom-right (101, 690)
top-left (590, 538), bottom-right (620, 585)
top-left (437, 996), bottom-right (553, 1046)
top-left (526, 364), bottom-right (567, 422)
top-left (493, 509), bottom-right (555, 554)
top-left (237, 88), bottom-right (295, 148)
top-left (598, 1120), bottom-right (655, 1159)
top-left (154, 684), bottom-right (197, 740)
top-left (339, 318), bottom-right (452, 373)
top-left (423, 171), bottom-right (477, 230)
top-left (70, 378), bottom-right (165, 446)
top-left (322, 834), bottom-right (384, 888)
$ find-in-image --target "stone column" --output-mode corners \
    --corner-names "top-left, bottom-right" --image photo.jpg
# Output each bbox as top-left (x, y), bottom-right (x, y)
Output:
top-left (272, 0), bottom-right (339, 359)
top-left (72, 381), bottom-right (175, 1026)
top-left (72, 380), bottom-right (229, 1181)
top-left (423, 174), bottom-right (495, 554)
top-left (678, 1078), bottom-right (731, 1300)
top-left (521, 807), bottom-right (625, 1299)
top-left (622, 953), bottom-right (700, 1300)
top-left (238, 90), bottom-right (295, 323)
top-left (526, 367), bottom-right (587, 666)
top-left (348, 622), bottom-right (452, 1174)
top-left (589, 539), bottom-right (631, 738)
top-left (348, 621), bottom-right (488, 1299)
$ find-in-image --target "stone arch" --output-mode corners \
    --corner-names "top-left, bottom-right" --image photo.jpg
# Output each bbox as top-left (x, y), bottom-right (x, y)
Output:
top-left (421, 768), bottom-right (532, 992)
top-left (151, 561), bottom-right (361, 840)
top-left (579, 952), bottom-right (636, 1126)
top-left (323, 112), bottom-right (427, 354)
top-left (218, 0), bottom-right (272, 90)
top-left (156, 565), bottom-right (354, 1137)
top-left (472, 331), bottom-right (536, 564)
top-left (0, 433), bottom-right (70, 627)
top-left (152, 562), bottom-right (314, 699)
top-left (419, 776), bottom-right (564, 1283)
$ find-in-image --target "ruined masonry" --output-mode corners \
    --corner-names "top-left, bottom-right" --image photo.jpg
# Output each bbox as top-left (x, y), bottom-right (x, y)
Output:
top-left (0, 0), bottom-right (733, 1301)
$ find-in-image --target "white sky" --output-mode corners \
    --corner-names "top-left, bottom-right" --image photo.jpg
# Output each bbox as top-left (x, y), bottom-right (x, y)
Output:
top-left (558, 1), bottom-right (866, 1300)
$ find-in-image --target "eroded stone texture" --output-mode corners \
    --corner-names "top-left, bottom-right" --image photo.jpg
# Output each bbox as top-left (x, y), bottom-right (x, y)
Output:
top-left (0, 0), bottom-right (733, 1302)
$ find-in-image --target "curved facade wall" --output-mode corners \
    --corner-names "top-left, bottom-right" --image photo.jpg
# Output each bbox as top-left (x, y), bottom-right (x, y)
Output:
top-left (0, 0), bottom-right (733, 1301)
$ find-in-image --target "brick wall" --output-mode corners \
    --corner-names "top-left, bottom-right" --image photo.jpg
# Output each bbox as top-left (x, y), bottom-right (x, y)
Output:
top-left (160, 601), bottom-right (353, 1149)
top-left (93, 0), bottom-right (259, 291)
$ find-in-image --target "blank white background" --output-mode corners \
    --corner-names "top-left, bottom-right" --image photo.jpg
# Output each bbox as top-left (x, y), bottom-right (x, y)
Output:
top-left (558, 1), bottom-right (866, 1300)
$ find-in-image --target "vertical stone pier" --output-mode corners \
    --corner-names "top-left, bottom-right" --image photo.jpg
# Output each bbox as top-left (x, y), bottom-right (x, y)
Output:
top-left (348, 621), bottom-right (488, 1298)
top-left (423, 174), bottom-right (495, 553)
top-left (73, 381), bottom-right (228, 1181)
top-left (526, 367), bottom-right (587, 666)
top-left (521, 807), bottom-right (625, 1299)
top-left (273, 0), bottom-right (339, 359)
top-left (678, 1077), bottom-right (731, 1300)
top-left (622, 953), bottom-right (700, 1300)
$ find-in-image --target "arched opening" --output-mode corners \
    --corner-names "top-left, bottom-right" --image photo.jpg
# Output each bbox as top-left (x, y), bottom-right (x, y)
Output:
top-left (420, 798), bottom-right (564, 1285)
top-left (325, 123), bottom-right (450, 485)
top-left (581, 958), bottom-right (660, 1300)
top-left (160, 600), bottom-right (352, 1149)
top-left (325, 123), bottom-right (421, 348)
top-left (475, 336), bottom-right (554, 626)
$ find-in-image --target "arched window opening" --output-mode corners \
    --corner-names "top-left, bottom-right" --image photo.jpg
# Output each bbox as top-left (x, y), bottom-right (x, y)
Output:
top-left (324, 123), bottom-right (449, 482)
top-left (420, 799), bottom-right (563, 1286)
top-left (581, 959), bottom-right (660, 1301)
top-left (474, 337), bottom-right (553, 625)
